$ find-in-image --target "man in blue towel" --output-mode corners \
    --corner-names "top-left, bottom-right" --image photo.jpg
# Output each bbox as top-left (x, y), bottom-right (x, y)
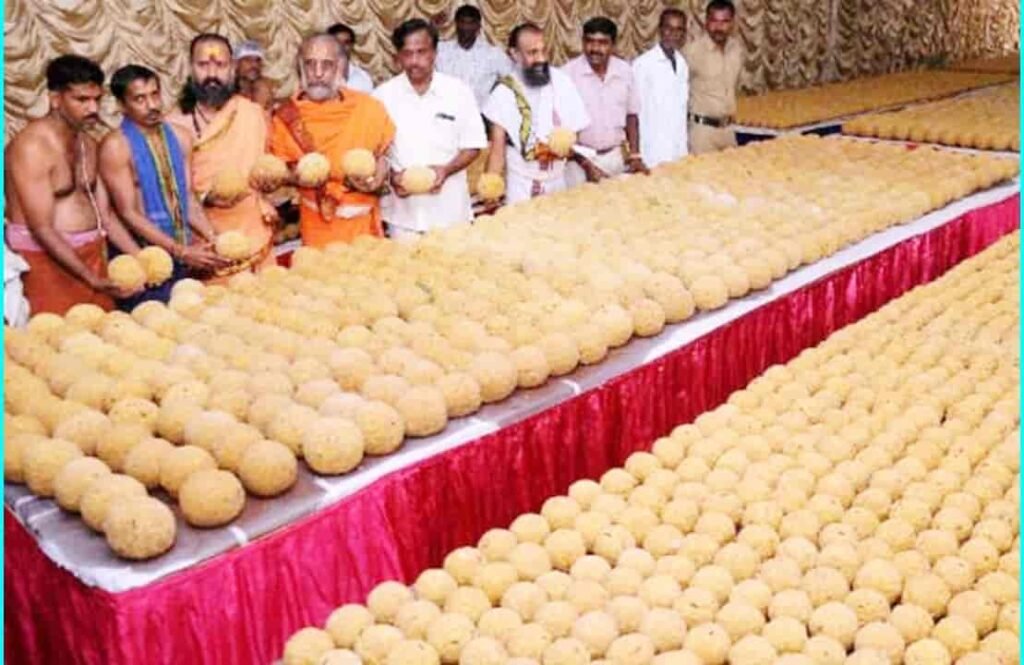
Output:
top-left (98, 64), bottom-right (228, 307)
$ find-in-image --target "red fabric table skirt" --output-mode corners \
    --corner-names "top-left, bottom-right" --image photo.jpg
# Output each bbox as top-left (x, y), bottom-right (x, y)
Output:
top-left (6, 193), bottom-right (1019, 665)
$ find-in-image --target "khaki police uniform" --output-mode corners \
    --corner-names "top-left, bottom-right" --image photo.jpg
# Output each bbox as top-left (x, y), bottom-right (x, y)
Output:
top-left (683, 33), bottom-right (743, 154)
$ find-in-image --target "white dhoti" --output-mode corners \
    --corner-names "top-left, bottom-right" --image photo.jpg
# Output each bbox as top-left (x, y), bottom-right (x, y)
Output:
top-left (505, 149), bottom-right (571, 205)
top-left (483, 69), bottom-right (591, 206)
top-left (564, 147), bottom-right (626, 188)
top-left (385, 223), bottom-right (424, 243)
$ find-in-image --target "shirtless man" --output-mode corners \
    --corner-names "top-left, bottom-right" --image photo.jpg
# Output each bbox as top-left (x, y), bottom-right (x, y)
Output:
top-left (234, 40), bottom-right (276, 111)
top-left (98, 64), bottom-right (228, 305)
top-left (5, 55), bottom-right (141, 315)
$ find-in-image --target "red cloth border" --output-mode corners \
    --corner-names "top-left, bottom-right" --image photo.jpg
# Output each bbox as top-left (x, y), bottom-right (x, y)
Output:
top-left (5, 193), bottom-right (1019, 665)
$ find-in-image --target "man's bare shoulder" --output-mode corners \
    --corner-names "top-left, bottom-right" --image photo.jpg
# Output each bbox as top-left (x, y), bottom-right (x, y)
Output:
top-left (98, 126), bottom-right (128, 152)
top-left (98, 129), bottom-right (142, 180)
top-left (7, 118), bottom-right (59, 158)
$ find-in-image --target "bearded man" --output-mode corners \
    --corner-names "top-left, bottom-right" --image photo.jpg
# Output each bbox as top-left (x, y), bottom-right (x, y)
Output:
top-left (268, 33), bottom-right (395, 247)
top-left (482, 23), bottom-right (589, 205)
top-left (167, 33), bottom-right (278, 279)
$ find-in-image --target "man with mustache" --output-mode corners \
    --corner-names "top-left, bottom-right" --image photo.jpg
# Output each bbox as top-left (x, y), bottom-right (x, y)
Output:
top-left (269, 33), bottom-right (395, 247)
top-left (5, 55), bottom-right (142, 315)
top-left (167, 33), bottom-right (278, 280)
top-left (482, 23), bottom-right (590, 205)
top-left (234, 40), bottom-right (276, 112)
top-left (326, 23), bottom-right (375, 93)
top-left (684, 0), bottom-right (744, 154)
top-left (632, 8), bottom-right (691, 167)
top-left (98, 64), bottom-right (228, 307)
top-left (563, 16), bottom-right (645, 186)
top-left (373, 19), bottom-right (486, 239)
top-left (436, 5), bottom-right (511, 110)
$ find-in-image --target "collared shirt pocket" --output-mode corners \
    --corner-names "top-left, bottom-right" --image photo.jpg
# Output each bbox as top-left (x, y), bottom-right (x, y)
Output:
top-left (430, 107), bottom-right (461, 151)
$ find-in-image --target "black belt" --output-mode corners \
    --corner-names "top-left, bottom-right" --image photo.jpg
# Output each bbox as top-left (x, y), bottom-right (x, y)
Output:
top-left (689, 113), bottom-right (734, 128)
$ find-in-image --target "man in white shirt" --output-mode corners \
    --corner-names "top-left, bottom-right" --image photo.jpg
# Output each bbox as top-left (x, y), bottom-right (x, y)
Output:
top-left (327, 22), bottom-right (375, 93)
top-left (482, 23), bottom-right (590, 205)
top-left (563, 17), bottom-right (645, 187)
top-left (374, 19), bottom-right (487, 239)
top-left (632, 9), bottom-right (690, 167)
top-left (436, 5), bottom-right (512, 109)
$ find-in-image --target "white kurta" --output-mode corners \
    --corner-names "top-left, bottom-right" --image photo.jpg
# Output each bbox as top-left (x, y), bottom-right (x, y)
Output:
top-left (632, 45), bottom-right (690, 167)
top-left (482, 68), bottom-right (590, 204)
top-left (345, 63), bottom-right (375, 93)
top-left (374, 72), bottom-right (487, 232)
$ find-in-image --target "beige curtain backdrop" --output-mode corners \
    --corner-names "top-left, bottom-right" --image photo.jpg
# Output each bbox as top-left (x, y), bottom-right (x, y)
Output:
top-left (3, 0), bottom-right (1019, 141)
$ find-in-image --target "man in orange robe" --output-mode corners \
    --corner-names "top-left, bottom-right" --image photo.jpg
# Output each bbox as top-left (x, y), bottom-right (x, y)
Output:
top-left (269, 34), bottom-right (395, 248)
top-left (167, 33), bottom-right (277, 279)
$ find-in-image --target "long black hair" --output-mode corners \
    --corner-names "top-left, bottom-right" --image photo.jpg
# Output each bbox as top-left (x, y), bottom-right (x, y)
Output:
top-left (178, 79), bottom-right (198, 113)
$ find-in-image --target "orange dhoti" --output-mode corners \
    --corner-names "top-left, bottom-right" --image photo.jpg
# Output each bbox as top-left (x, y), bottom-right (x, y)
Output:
top-left (7, 226), bottom-right (113, 315)
top-left (270, 90), bottom-right (396, 248)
